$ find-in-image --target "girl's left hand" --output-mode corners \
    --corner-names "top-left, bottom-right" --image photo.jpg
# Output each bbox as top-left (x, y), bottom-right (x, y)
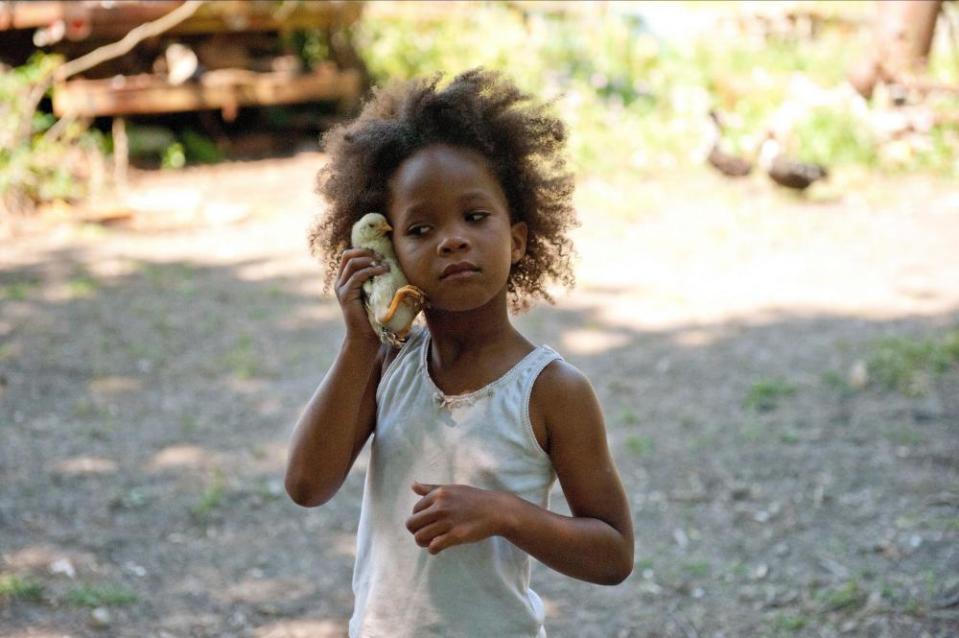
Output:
top-left (405, 482), bottom-right (510, 554)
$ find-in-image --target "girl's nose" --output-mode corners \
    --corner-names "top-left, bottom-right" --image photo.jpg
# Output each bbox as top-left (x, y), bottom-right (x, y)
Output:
top-left (436, 234), bottom-right (469, 255)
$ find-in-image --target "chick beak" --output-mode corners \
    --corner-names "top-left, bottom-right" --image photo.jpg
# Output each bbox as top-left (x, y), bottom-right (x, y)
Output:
top-left (377, 221), bottom-right (393, 234)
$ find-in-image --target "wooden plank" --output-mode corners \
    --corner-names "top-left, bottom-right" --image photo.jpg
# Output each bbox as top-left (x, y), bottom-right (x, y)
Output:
top-left (2, 1), bottom-right (363, 37)
top-left (0, 1), bottom-right (64, 31)
top-left (52, 68), bottom-right (362, 117)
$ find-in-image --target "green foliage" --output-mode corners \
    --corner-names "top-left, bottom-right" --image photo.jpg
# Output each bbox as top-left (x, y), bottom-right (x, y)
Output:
top-left (793, 106), bottom-right (878, 167)
top-left (161, 142), bottom-right (186, 170)
top-left (355, 4), bottom-right (957, 180)
top-left (0, 573), bottom-right (44, 601)
top-left (744, 379), bottom-right (797, 412)
top-left (129, 126), bottom-right (220, 168)
top-left (0, 53), bottom-right (104, 213)
top-left (867, 329), bottom-right (959, 396)
top-left (283, 30), bottom-right (330, 70)
top-left (181, 128), bottom-right (223, 164)
top-left (65, 583), bottom-right (137, 607)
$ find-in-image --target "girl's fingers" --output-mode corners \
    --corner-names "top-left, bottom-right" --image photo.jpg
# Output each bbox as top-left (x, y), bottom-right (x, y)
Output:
top-left (427, 533), bottom-right (455, 554)
top-left (413, 521), bottom-right (451, 548)
top-left (336, 255), bottom-right (379, 287)
top-left (405, 506), bottom-right (441, 533)
top-left (412, 482), bottom-right (437, 496)
top-left (411, 491), bottom-right (436, 515)
top-left (338, 248), bottom-right (378, 269)
top-left (341, 263), bottom-right (388, 294)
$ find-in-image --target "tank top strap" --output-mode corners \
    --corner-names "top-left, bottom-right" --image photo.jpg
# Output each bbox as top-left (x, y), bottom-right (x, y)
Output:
top-left (376, 325), bottom-right (428, 405)
top-left (517, 345), bottom-right (563, 389)
top-left (517, 345), bottom-right (563, 441)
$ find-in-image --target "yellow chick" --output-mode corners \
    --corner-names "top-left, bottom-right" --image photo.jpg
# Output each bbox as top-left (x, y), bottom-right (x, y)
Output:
top-left (351, 212), bottom-right (426, 346)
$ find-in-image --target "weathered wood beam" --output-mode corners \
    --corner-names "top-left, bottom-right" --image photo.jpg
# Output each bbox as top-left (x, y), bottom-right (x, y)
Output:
top-left (52, 68), bottom-right (362, 117)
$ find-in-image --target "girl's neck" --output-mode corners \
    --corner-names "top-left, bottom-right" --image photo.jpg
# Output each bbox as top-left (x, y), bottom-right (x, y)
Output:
top-left (423, 289), bottom-right (524, 365)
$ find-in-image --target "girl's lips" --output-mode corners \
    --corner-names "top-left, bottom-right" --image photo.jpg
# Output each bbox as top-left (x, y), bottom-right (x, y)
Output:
top-left (441, 269), bottom-right (480, 281)
top-left (440, 262), bottom-right (479, 279)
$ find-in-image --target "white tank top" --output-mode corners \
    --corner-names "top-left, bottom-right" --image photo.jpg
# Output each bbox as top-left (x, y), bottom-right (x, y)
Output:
top-left (349, 326), bottom-right (561, 638)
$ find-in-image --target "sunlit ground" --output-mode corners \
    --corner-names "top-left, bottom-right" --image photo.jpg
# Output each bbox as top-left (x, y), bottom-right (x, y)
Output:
top-left (2, 150), bottom-right (957, 636)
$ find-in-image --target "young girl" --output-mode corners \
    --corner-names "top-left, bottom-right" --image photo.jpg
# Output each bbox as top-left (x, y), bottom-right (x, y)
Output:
top-left (285, 68), bottom-right (633, 638)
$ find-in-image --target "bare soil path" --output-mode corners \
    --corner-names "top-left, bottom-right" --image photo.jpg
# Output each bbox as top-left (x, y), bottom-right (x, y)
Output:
top-left (2, 154), bottom-right (958, 637)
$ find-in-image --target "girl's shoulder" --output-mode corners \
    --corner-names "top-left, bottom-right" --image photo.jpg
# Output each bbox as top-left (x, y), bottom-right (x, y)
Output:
top-left (530, 357), bottom-right (592, 406)
top-left (529, 357), bottom-right (599, 447)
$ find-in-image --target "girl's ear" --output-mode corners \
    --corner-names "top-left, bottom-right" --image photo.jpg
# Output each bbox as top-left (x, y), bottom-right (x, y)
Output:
top-left (510, 221), bottom-right (528, 264)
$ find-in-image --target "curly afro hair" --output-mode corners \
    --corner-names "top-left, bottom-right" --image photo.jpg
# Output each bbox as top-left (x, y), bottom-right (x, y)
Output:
top-left (309, 68), bottom-right (577, 311)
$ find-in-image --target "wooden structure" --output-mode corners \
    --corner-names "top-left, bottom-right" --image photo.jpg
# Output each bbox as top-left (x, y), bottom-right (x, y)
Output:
top-left (2, 1), bottom-right (367, 184)
top-left (53, 65), bottom-right (362, 118)
top-left (847, 0), bottom-right (946, 99)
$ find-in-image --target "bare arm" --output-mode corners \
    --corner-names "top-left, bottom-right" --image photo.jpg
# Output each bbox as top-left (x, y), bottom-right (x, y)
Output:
top-left (284, 247), bottom-right (392, 507)
top-left (406, 362), bottom-right (634, 585)
top-left (285, 337), bottom-right (384, 507)
top-left (502, 361), bottom-right (633, 584)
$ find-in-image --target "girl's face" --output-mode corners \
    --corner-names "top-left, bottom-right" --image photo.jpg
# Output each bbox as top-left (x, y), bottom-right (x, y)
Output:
top-left (386, 144), bottom-right (527, 313)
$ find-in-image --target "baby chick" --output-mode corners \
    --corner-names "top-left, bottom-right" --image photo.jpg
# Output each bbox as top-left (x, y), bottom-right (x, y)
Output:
top-left (351, 212), bottom-right (426, 346)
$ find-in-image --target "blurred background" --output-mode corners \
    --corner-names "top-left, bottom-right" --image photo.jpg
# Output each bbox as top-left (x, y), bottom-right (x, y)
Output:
top-left (1, 1), bottom-right (958, 637)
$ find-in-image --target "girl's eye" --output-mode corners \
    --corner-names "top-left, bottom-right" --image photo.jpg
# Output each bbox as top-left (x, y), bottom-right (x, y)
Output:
top-left (466, 211), bottom-right (489, 222)
top-left (406, 225), bottom-right (430, 237)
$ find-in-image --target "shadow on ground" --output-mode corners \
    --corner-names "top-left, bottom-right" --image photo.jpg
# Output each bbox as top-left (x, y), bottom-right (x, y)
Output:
top-left (1, 242), bottom-right (957, 637)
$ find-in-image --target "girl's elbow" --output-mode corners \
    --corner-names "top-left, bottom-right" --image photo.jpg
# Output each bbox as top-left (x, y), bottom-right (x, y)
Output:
top-left (593, 560), bottom-right (632, 586)
top-left (602, 537), bottom-right (634, 585)
top-left (606, 560), bottom-right (633, 586)
top-left (284, 471), bottom-right (333, 508)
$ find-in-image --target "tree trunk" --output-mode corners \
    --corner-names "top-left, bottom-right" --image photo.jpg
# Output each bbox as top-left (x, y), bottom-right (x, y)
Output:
top-left (847, 0), bottom-right (943, 99)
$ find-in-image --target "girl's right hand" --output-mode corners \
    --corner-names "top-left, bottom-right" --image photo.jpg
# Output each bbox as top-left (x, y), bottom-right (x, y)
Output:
top-left (334, 248), bottom-right (389, 343)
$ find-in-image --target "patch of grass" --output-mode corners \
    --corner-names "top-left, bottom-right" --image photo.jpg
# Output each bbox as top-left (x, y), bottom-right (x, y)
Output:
top-left (180, 414), bottom-right (200, 436)
top-left (744, 378), bottom-right (797, 412)
top-left (739, 418), bottom-right (766, 442)
top-left (111, 487), bottom-right (150, 511)
top-left (779, 431), bottom-right (800, 445)
top-left (0, 574), bottom-right (44, 601)
top-left (728, 562), bottom-right (750, 578)
top-left (225, 334), bottom-right (259, 379)
top-left (67, 275), bottom-right (98, 298)
top-left (904, 597), bottom-right (923, 616)
top-left (65, 583), bottom-right (137, 607)
top-left (820, 370), bottom-right (854, 396)
top-left (867, 330), bottom-right (959, 396)
top-left (769, 613), bottom-right (807, 633)
top-left (879, 581), bottom-right (896, 601)
top-left (139, 262), bottom-right (197, 291)
top-left (624, 435), bottom-right (653, 456)
top-left (884, 427), bottom-right (925, 447)
top-left (819, 578), bottom-right (866, 612)
top-left (682, 560), bottom-right (711, 577)
top-left (618, 407), bottom-right (640, 426)
top-left (191, 471), bottom-right (225, 522)
top-left (72, 398), bottom-right (100, 418)
top-left (0, 279), bottom-right (39, 300)
top-left (931, 516), bottom-right (959, 532)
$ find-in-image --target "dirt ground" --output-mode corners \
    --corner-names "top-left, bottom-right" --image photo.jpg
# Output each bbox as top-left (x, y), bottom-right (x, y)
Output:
top-left (1, 153), bottom-right (958, 638)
